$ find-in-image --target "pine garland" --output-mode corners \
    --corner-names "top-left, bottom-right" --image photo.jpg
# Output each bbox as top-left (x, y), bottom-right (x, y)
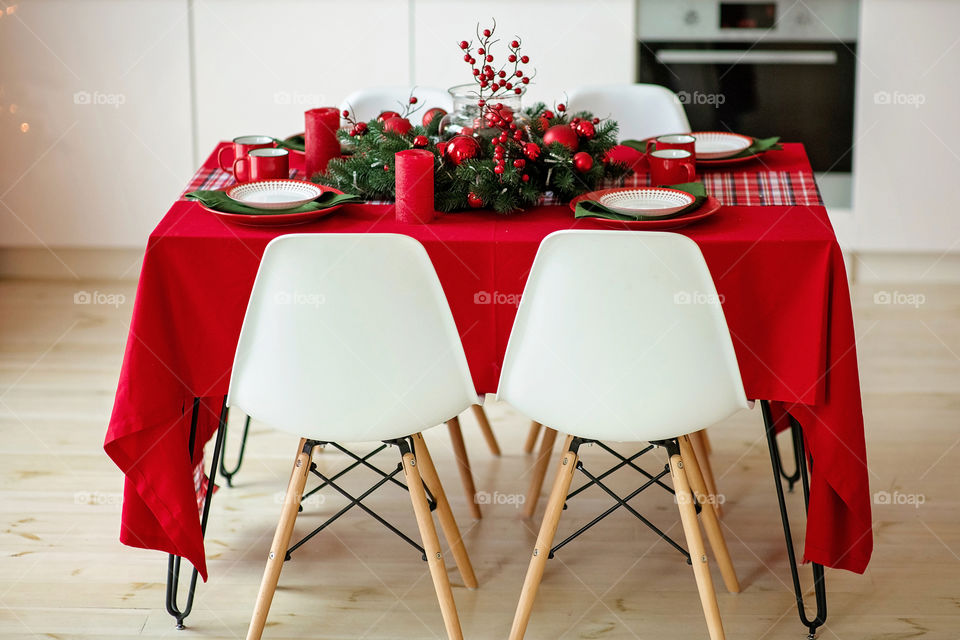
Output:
top-left (313, 102), bottom-right (630, 214)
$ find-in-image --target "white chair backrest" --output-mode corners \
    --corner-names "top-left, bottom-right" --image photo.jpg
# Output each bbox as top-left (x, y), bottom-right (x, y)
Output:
top-left (497, 231), bottom-right (748, 443)
top-left (567, 84), bottom-right (691, 141)
top-left (340, 86), bottom-right (453, 124)
top-left (227, 234), bottom-right (478, 443)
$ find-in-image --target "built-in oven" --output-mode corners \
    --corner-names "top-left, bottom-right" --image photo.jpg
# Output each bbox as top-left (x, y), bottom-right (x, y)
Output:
top-left (637, 0), bottom-right (859, 210)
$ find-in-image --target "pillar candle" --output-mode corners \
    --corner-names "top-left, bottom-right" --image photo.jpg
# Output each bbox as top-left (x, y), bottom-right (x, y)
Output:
top-left (394, 149), bottom-right (436, 224)
top-left (304, 107), bottom-right (340, 178)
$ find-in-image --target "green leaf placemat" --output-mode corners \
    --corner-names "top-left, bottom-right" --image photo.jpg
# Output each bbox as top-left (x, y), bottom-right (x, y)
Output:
top-left (185, 189), bottom-right (362, 215)
top-left (620, 135), bottom-right (782, 160)
top-left (574, 182), bottom-right (707, 221)
top-left (274, 135), bottom-right (305, 152)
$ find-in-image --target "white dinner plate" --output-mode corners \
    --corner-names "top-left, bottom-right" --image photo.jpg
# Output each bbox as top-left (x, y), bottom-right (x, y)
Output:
top-left (598, 188), bottom-right (696, 217)
top-left (226, 179), bottom-right (323, 210)
top-left (693, 132), bottom-right (753, 159)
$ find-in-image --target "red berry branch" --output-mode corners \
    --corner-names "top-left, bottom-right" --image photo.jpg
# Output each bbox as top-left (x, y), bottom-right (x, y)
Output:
top-left (458, 20), bottom-right (535, 103)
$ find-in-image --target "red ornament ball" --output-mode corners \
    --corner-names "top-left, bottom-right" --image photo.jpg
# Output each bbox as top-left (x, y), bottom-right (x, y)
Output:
top-left (377, 110), bottom-right (401, 122)
top-left (383, 116), bottom-right (412, 136)
top-left (445, 135), bottom-right (481, 165)
top-left (543, 124), bottom-right (579, 151)
top-left (573, 152), bottom-right (594, 172)
top-left (422, 107), bottom-right (447, 128)
top-left (412, 135), bottom-right (429, 148)
top-left (467, 192), bottom-right (484, 208)
top-left (575, 120), bottom-right (596, 139)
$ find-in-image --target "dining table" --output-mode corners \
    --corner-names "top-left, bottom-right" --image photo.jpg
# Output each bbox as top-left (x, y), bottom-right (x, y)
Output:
top-left (105, 138), bottom-right (872, 636)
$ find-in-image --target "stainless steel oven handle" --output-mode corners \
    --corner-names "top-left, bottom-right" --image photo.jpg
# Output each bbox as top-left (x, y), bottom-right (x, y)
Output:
top-left (655, 50), bottom-right (838, 65)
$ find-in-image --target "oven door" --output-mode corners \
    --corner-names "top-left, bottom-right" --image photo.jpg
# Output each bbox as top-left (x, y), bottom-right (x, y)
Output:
top-left (639, 41), bottom-right (856, 173)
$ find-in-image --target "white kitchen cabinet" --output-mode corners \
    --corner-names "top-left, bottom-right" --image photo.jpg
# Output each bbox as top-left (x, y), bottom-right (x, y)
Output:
top-left (412, 0), bottom-right (636, 109)
top-left (0, 0), bottom-right (193, 249)
top-left (192, 0), bottom-right (411, 158)
top-left (853, 0), bottom-right (960, 253)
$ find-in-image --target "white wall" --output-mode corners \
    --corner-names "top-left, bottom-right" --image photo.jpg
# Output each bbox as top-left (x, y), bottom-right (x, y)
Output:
top-left (853, 0), bottom-right (960, 252)
top-left (0, 0), bottom-right (193, 249)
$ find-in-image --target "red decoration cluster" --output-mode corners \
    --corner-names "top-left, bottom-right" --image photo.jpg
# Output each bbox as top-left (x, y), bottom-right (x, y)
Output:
top-left (459, 20), bottom-right (535, 100)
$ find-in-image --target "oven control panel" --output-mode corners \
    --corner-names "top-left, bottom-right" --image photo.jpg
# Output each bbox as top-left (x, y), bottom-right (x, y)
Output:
top-left (638, 0), bottom-right (859, 42)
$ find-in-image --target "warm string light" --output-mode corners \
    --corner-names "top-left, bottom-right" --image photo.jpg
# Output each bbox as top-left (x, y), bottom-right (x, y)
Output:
top-left (20, 122), bottom-right (29, 133)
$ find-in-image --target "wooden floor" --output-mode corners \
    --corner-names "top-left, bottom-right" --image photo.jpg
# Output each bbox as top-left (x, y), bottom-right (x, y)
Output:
top-left (1, 278), bottom-right (958, 639)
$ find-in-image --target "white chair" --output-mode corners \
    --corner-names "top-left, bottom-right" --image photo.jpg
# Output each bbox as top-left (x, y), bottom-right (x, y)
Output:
top-left (229, 234), bottom-right (478, 640)
top-left (499, 230), bottom-right (747, 640)
top-left (340, 86), bottom-right (453, 124)
top-left (567, 83), bottom-right (691, 141)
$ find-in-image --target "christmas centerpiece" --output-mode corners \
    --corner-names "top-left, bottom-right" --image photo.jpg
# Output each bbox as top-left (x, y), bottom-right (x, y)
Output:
top-left (314, 21), bottom-right (630, 213)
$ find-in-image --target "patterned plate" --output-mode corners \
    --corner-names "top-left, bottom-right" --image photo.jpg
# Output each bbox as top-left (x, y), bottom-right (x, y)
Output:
top-left (571, 196), bottom-right (722, 230)
top-left (693, 132), bottom-right (754, 159)
top-left (597, 187), bottom-right (696, 217)
top-left (226, 179), bottom-right (323, 210)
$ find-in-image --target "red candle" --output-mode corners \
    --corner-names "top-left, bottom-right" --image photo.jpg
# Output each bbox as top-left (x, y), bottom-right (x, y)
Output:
top-left (394, 149), bottom-right (436, 224)
top-left (304, 107), bottom-right (340, 177)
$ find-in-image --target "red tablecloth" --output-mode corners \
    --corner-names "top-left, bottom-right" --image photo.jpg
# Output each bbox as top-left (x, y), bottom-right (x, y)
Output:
top-left (106, 142), bottom-right (871, 580)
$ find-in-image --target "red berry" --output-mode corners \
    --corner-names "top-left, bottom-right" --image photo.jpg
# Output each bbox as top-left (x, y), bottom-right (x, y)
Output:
top-left (522, 77), bottom-right (530, 84)
top-left (341, 109), bottom-right (350, 117)
top-left (473, 69), bottom-right (480, 76)
top-left (483, 28), bottom-right (491, 37)
top-left (464, 54), bottom-right (471, 62)
top-left (524, 142), bottom-right (541, 160)
top-left (593, 117), bottom-right (600, 124)
top-left (572, 117), bottom-right (581, 125)
top-left (384, 164), bottom-right (390, 171)
top-left (508, 54), bottom-right (517, 62)
top-left (412, 135), bottom-right (429, 147)
top-left (477, 47), bottom-right (485, 55)
top-left (505, 82), bottom-right (513, 90)
top-left (520, 55), bottom-right (530, 63)
top-left (477, 99), bottom-right (486, 106)
top-left (498, 70), bottom-right (506, 78)
top-left (513, 158), bottom-right (525, 168)
top-left (467, 192), bottom-right (484, 208)
top-left (355, 122), bottom-right (368, 132)
top-left (511, 40), bottom-right (520, 48)
top-left (514, 88), bottom-right (522, 94)
top-left (485, 55), bottom-right (493, 62)
top-left (513, 130), bottom-right (524, 141)
top-left (480, 80), bottom-right (488, 88)
top-left (557, 103), bottom-right (566, 112)
top-left (575, 120), bottom-right (596, 140)
top-left (469, 57), bottom-right (476, 64)
top-left (543, 110), bottom-right (554, 119)
top-left (459, 40), bottom-right (469, 49)
top-left (494, 165), bottom-right (504, 174)
top-left (522, 174), bottom-right (530, 182)
top-left (409, 96), bottom-right (418, 104)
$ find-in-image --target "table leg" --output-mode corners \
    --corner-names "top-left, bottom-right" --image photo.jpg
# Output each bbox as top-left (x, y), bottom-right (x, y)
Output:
top-left (760, 401), bottom-right (827, 640)
top-left (219, 414), bottom-right (252, 488)
top-left (165, 395), bottom-right (228, 629)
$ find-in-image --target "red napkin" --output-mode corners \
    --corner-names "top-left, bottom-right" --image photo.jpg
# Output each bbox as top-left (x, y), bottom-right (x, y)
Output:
top-left (394, 149), bottom-right (436, 224)
top-left (304, 107), bottom-right (340, 178)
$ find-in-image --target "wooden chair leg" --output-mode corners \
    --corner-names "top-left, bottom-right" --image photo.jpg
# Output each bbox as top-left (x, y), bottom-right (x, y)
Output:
top-left (701, 428), bottom-right (713, 455)
top-left (509, 449), bottom-right (578, 640)
top-left (690, 429), bottom-right (722, 518)
top-left (522, 421), bottom-right (542, 454)
top-left (523, 427), bottom-right (558, 518)
top-left (412, 433), bottom-right (478, 589)
top-left (470, 405), bottom-right (501, 456)
top-left (446, 417), bottom-right (482, 519)
top-left (402, 451), bottom-right (464, 640)
top-left (669, 452), bottom-right (725, 640)
top-left (246, 439), bottom-right (315, 640)
top-left (679, 436), bottom-right (740, 593)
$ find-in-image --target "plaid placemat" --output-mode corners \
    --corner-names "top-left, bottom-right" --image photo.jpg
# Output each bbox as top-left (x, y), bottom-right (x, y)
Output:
top-left (182, 165), bottom-right (822, 207)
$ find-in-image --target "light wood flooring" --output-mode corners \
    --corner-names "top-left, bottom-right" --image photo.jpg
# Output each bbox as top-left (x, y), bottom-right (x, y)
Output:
top-left (1, 278), bottom-right (958, 639)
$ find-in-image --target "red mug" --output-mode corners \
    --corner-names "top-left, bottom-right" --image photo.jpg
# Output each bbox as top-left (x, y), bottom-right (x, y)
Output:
top-left (649, 149), bottom-right (696, 185)
top-left (235, 147), bottom-right (289, 181)
top-left (645, 133), bottom-right (696, 160)
top-left (218, 135), bottom-right (274, 182)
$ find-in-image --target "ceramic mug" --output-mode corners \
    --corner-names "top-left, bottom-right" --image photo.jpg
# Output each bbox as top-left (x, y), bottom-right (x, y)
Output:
top-left (649, 149), bottom-right (696, 185)
top-left (234, 147), bottom-right (290, 181)
top-left (646, 133), bottom-right (696, 160)
top-left (218, 135), bottom-right (275, 182)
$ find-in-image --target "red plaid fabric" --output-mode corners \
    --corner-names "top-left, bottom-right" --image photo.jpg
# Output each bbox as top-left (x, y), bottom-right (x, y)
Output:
top-left (192, 460), bottom-right (218, 512)
top-left (181, 165), bottom-right (821, 207)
